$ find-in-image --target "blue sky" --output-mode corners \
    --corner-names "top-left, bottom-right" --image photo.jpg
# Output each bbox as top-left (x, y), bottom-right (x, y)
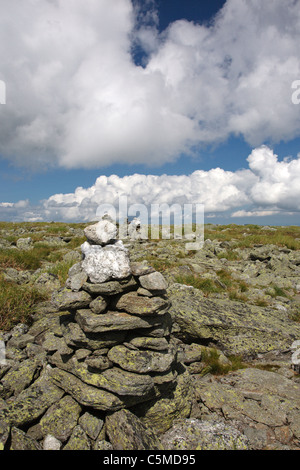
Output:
top-left (0, 0), bottom-right (300, 225)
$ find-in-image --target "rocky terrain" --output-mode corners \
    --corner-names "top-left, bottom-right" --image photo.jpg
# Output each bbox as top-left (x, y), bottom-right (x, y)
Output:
top-left (0, 220), bottom-right (299, 450)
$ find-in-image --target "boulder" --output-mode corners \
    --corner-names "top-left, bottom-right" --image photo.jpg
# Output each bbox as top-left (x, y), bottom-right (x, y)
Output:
top-left (168, 284), bottom-right (300, 358)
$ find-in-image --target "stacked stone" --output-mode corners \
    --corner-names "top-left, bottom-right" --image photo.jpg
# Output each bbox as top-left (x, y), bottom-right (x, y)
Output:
top-left (49, 218), bottom-right (178, 413)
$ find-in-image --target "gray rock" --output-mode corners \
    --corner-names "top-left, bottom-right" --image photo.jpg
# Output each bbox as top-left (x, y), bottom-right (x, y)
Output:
top-left (63, 425), bottom-right (91, 450)
top-left (16, 237), bottom-right (33, 251)
top-left (168, 284), bottom-right (300, 357)
top-left (79, 412), bottom-right (104, 441)
top-left (81, 241), bottom-right (131, 283)
top-left (62, 321), bottom-right (126, 350)
top-left (52, 288), bottom-right (92, 311)
top-left (89, 296), bottom-right (108, 314)
top-left (129, 337), bottom-right (169, 351)
top-left (43, 434), bottom-right (62, 450)
top-left (106, 409), bottom-right (163, 450)
top-left (10, 427), bottom-right (42, 450)
top-left (75, 309), bottom-right (168, 334)
top-left (0, 369), bottom-right (64, 429)
top-left (40, 395), bottom-right (82, 442)
top-left (113, 291), bottom-right (168, 316)
top-left (139, 272), bottom-right (168, 291)
top-left (130, 261), bottom-right (155, 276)
top-left (34, 272), bottom-right (61, 293)
top-left (161, 418), bottom-right (249, 450)
top-left (0, 357), bottom-right (42, 399)
top-left (107, 344), bottom-right (175, 374)
top-left (82, 276), bottom-right (137, 296)
top-left (84, 220), bottom-right (117, 246)
top-left (85, 355), bottom-right (112, 371)
top-left (48, 367), bottom-right (124, 411)
top-left (65, 271), bottom-right (88, 292)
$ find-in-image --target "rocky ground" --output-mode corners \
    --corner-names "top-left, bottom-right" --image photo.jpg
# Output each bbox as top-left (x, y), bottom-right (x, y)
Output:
top-left (0, 221), bottom-right (299, 450)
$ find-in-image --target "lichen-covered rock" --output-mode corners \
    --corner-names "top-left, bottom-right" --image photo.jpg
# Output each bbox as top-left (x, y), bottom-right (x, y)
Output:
top-left (129, 336), bottom-right (169, 351)
top-left (52, 288), bottom-right (92, 311)
top-left (40, 395), bottom-right (82, 442)
top-left (82, 276), bottom-right (137, 296)
top-left (49, 354), bottom-right (155, 398)
top-left (89, 296), bottom-right (108, 314)
top-left (62, 321), bottom-right (126, 350)
top-left (107, 344), bottom-right (175, 374)
top-left (48, 367), bottom-right (124, 411)
top-left (0, 369), bottom-right (64, 429)
top-left (113, 291), bottom-right (168, 315)
top-left (161, 418), bottom-right (249, 450)
top-left (10, 427), bottom-right (42, 450)
top-left (136, 368), bottom-right (193, 434)
top-left (168, 284), bottom-right (300, 358)
top-left (106, 409), bottom-right (164, 450)
top-left (63, 425), bottom-right (91, 450)
top-left (78, 412), bottom-right (104, 441)
top-left (75, 309), bottom-right (167, 334)
top-left (16, 237), bottom-right (33, 251)
top-left (0, 357), bottom-right (42, 399)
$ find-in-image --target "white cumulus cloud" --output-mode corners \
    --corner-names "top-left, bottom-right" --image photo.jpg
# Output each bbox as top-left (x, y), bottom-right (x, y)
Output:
top-left (0, 0), bottom-right (300, 169)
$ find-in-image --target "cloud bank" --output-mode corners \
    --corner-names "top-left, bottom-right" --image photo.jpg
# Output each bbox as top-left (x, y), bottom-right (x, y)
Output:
top-left (0, 0), bottom-right (300, 169)
top-left (0, 146), bottom-right (299, 222)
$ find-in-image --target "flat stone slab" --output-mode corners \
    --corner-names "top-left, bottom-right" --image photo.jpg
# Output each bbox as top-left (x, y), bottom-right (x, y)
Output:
top-left (75, 309), bottom-right (167, 334)
top-left (107, 345), bottom-right (175, 374)
top-left (52, 288), bottom-right (92, 311)
top-left (113, 292), bottom-right (168, 316)
top-left (49, 367), bottom-right (124, 412)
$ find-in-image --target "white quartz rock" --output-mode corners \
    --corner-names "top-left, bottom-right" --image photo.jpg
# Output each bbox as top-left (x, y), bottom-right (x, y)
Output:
top-left (81, 241), bottom-right (131, 283)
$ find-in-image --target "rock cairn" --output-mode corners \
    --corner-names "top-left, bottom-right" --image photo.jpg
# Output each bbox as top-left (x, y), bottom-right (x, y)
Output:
top-left (0, 218), bottom-right (182, 450)
top-left (49, 218), bottom-right (178, 410)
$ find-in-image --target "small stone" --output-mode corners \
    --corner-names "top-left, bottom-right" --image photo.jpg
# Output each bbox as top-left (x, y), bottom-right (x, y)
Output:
top-left (89, 296), bottom-right (108, 314)
top-left (139, 272), bottom-right (168, 291)
top-left (63, 425), bottom-right (91, 450)
top-left (129, 337), bottom-right (169, 351)
top-left (85, 355), bottom-right (112, 371)
top-left (43, 434), bottom-right (62, 450)
top-left (113, 292), bottom-right (168, 316)
top-left (52, 288), bottom-right (92, 311)
top-left (84, 220), bottom-right (117, 245)
top-left (130, 261), bottom-right (155, 276)
top-left (82, 276), bottom-right (137, 296)
top-left (106, 409), bottom-right (163, 450)
top-left (65, 272), bottom-right (88, 292)
top-left (75, 349), bottom-right (92, 361)
top-left (79, 412), bottom-right (104, 441)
